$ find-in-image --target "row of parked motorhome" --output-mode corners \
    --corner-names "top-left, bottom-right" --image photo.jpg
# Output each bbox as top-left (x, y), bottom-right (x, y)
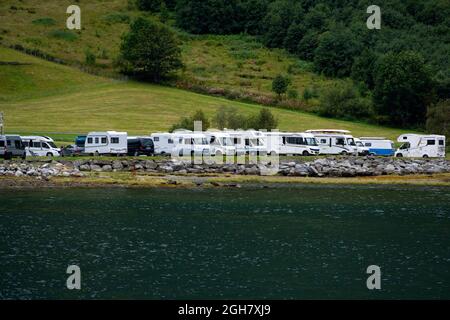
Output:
top-left (0, 130), bottom-right (446, 159)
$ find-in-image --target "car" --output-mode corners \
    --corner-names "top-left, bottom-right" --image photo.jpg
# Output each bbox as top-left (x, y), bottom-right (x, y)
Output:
top-left (0, 135), bottom-right (27, 160)
top-left (60, 144), bottom-right (86, 157)
top-left (127, 137), bottom-right (155, 156)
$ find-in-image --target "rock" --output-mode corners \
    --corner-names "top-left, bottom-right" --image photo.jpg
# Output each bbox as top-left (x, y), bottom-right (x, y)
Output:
top-left (79, 164), bottom-right (91, 171)
top-left (102, 165), bottom-right (113, 172)
top-left (112, 161), bottom-right (123, 170)
top-left (15, 170), bottom-right (24, 177)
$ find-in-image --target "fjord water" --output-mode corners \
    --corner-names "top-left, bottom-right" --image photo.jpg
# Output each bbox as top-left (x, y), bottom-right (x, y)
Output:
top-left (1, 185), bottom-right (449, 299)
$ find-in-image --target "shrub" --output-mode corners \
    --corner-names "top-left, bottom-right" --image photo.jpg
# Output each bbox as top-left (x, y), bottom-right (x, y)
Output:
top-left (85, 49), bottom-right (96, 65)
top-left (426, 99), bottom-right (450, 139)
top-left (287, 88), bottom-right (299, 99)
top-left (318, 81), bottom-right (373, 121)
top-left (170, 109), bottom-right (210, 132)
top-left (48, 30), bottom-right (78, 41)
top-left (272, 74), bottom-right (290, 99)
top-left (32, 17), bottom-right (56, 26)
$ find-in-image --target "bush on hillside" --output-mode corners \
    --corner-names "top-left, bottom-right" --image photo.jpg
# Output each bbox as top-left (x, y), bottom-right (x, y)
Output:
top-left (426, 99), bottom-right (450, 139)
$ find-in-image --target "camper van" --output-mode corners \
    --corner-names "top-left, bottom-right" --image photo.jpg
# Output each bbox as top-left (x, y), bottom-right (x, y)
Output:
top-left (306, 130), bottom-right (358, 155)
top-left (84, 131), bottom-right (127, 156)
top-left (225, 130), bottom-right (268, 155)
top-left (171, 130), bottom-right (211, 156)
top-left (395, 134), bottom-right (446, 158)
top-left (151, 133), bottom-right (175, 155)
top-left (21, 136), bottom-right (61, 157)
top-left (359, 137), bottom-right (395, 156)
top-left (264, 132), bottom-right (320, 156)
top-left (205, 130), bottom-right (236, 156)
top-left (0, 135), bottom-right (26, 159)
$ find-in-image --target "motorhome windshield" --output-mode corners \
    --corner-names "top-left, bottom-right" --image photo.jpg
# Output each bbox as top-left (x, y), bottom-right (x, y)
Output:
top-left (400, 142), bottom-right (410, 150)
top-left (347, 138), bottom-right (356, 146)
top-left (48, 141), bottom-right (57, 148)
top-left (305, 137), bottom-right (318, 146)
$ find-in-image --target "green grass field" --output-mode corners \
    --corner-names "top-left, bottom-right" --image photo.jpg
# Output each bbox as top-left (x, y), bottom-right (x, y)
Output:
top-left (0, 0), bottom-right (337, 110)
top-left (0, 46), bottom-right (415, 145)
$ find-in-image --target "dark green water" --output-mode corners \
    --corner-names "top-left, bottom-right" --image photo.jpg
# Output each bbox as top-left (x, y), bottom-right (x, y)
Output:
top-left (1, 184), bottom-right (449, 299)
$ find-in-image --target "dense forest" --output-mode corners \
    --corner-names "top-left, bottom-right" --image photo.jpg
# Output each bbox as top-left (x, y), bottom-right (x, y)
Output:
top-left (133, 0), bottom-right (449, 133)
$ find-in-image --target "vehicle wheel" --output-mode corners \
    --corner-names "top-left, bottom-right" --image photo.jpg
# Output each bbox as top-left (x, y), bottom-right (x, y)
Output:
top-left (423, 154), bottom-right (429, 158)
top-left (396, 153), bottom-right (403, 158)
top-left (134, 151), bottom-right (139, 157)
top-left (179, 150), bottom-right (183, 157)
top-left (94, 151), bottom-right (100, 157)
top-left (341, 151), bottom-right (348, 156)
top-left (191, 150), bottom-right (194, 157)
top-left (302, 151), bottom-right (310, 156)
top-left (269, 151), bottom-right (277, 157)
top-left (215, 151), bottom-right (222, 157)
top-left (22, 153), bottom-right (26, 160)
top-left (46, 153), bottom-right (53, 157)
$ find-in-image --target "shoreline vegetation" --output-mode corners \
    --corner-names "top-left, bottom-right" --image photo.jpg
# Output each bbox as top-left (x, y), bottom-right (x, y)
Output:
top-left (1, 172), bottom-right (450, 189)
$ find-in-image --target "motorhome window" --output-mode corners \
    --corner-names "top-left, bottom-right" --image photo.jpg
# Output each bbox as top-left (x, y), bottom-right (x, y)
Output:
top-left (101, 137), bottom-right (107, 144)
top-left (427, 140), bottom-right (436, 146)
top-left (364, 143), bottom-right (372, 147)
top-left (32, 142), bottom-right (40, 148)
top-left (14, 140), bottom-right (23, 149)
top-left (168, 139), bottom-right (173, 144)
top-left (0, 141), bottom-right (4, 147)
top-left (336, 138), bottom-right (345, 145)
top-left (87, 137), bottom-right (93, 144)
top-left (347, 138), bottom-right (356, 146)
top-left (320, 139), bottom-right (327, 144)
top-left (22, 141), bottom-right (29, 147)
top-left (95, 137), bottom-right (99, 144)
top-left (439, 140), bottom-right (444, 146)
top-left (154, 137), bottom-right (160, 142)
top-left (245, 138), bottom-right (250, 146)
top-left (111, 137), bottom-right (119, 144)
top-left (42, 143), bottom-right (50, 149)
top-left (48, 142), bottom-right (57, 148)
top-left (7, 140), bottom-right (11, 146)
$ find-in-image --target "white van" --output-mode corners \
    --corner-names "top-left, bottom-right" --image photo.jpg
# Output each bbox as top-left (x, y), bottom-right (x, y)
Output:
top-left (171, 131), bottom-right (211, 156)
top-left (395, 134), bottom-right (446, 158)
top-left (354, 138), bottom-right (370, 156)
top-left (306, 130), bottom-right (358, 155)
top-left (225, 130), bottom-right (267, 155)
top-left (205, 130), bottom-right (236, 156)
top-left (359, 137), bottom-right (395, 156)
top-left (151, 132), bottom-right (175, 155)
top-left (264, 132), bottom-right (320, 156)
top-left (85, 131), bottom-right (127, 156)
top-left (22, 136), bottom-right (61, 157)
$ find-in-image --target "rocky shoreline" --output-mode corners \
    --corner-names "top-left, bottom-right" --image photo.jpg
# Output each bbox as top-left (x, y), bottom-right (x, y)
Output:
top-left (1, 157), bottom-right (450, 179)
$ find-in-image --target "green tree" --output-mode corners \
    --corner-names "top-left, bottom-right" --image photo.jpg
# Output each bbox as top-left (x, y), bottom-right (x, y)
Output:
top-left (318, 81), bottom-right (373, 121)
top-left (351, 49), bottom-right (378, 89)
top-left (272, 75), bottom-right (290, 99)
top-left (170, 110), bottom-right (210, 132)
top-left (373, 51), bottom-right (434, 127)
top-left (314, 29), bottom-right (360, 78)
top-left (136, 0), bottom-right (162, 12)
top-left (426, 99), bottom-right (450, 139)
top-left (296, 30), bottom-right (319, 61)
top-left (248, 108), bottom-right (278, 130)
top-left (119, 17), bottom-right (183, 82)
top-left (213, 106), bottom-right (248, 129)
top-left (283, 23), bottom-right (306, 54)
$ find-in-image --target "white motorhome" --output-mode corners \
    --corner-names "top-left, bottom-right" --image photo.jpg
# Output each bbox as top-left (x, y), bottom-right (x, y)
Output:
top-left (171, 130), bottom-right (211, 156)
top-left (151, 132), bottom-right (175, 155)
top-left (21, 136), bottom-right (61, 157)
top-left (395, 134), bottom-right (446, 158)
top-left (225, 130), bottom-right (267, 155)
top-left (84, 131), bottom-right (127, 155)
top-left (205, 130), bottom-right (236, 156)
top-left (359, 137), bottom-right (395, 156)
top-left (306, 130), bottom-right (358, 155)
top-left (264, 132), bottom-right (320, 156)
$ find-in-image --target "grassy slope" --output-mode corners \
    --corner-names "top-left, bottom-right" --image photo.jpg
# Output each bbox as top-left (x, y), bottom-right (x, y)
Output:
top-left (0, 47), bottom-right (410, 143)
top-left (0, 0), bottom-right (335, 107)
